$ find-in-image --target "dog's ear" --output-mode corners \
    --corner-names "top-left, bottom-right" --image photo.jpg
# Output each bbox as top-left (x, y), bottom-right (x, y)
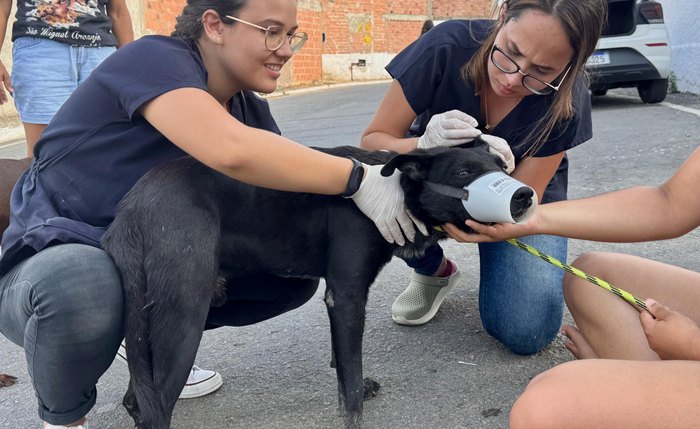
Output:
top-left (381, 152), bottom-right (434, 180)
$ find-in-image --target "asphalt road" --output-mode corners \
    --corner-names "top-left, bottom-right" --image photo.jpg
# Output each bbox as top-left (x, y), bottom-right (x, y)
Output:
top-left (1, 82), bottom-right (699, 428)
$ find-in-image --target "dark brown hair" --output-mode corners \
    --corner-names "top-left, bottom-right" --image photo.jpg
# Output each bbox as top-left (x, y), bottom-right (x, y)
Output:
top-left (172, 0), bottom-right (249, 41)
top-left (462, 0), bottom-right (607, 156)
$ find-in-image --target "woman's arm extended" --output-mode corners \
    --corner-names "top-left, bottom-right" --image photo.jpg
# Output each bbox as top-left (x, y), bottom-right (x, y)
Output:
top-left (447, 146), bottom-right (700, 243)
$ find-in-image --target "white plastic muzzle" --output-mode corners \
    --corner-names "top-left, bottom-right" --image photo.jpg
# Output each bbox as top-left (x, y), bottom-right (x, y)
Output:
top-left (462, 172), bottom-right (538, 224)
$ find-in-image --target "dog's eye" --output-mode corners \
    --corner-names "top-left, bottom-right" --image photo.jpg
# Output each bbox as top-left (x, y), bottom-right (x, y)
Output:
top-left (456, 169), bottom-right (471, 177)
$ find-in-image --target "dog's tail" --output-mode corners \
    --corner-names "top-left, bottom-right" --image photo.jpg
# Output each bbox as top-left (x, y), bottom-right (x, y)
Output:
top-left (103, 220), bottom-right (166, 429)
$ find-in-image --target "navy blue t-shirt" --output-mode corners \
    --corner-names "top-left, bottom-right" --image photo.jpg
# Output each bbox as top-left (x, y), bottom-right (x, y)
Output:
top-left (0, 35), bottom-right (280, 274)
top-left (387, 19), bottom-right (592, 203)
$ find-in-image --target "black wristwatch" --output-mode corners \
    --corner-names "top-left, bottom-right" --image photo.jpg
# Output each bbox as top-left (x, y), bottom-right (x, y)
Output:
top-left (340, 157), bottom-right (365, 198)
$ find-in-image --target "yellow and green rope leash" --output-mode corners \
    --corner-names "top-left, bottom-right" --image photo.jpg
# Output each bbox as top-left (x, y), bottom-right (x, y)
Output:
top-left (432, 226), bottom-right (649, 313)
top-left (506, 238), bottom-right (650, 314)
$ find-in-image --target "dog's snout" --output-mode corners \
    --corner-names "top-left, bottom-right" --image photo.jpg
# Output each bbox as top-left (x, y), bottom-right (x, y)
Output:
top-left (510, 187), bottom-right (534, 220)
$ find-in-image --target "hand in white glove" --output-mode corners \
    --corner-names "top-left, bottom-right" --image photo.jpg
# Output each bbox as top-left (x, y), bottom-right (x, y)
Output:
top-left (479, 134), bottom-right (515, 174)
top-left (350, 164), bottom-right (428, 245)
top-left (417, 110), bottom-right (482, 149)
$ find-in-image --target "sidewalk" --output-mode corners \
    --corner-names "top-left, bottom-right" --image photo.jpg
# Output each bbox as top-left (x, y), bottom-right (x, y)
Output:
top-left (0, 125), bottom-right (23, 147)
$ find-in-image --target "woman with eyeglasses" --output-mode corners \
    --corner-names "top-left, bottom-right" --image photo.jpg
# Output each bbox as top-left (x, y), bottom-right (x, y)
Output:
top-left (0, 0), bottom-right (424, 427)
top-left (361, 0), bottom-right (607, 355)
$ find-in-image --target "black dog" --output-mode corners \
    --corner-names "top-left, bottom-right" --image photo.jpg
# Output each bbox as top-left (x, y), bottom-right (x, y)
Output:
top-left (101, 141), bottom-right (533, 429)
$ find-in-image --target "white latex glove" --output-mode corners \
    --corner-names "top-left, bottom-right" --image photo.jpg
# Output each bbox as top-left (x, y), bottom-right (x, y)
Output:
top-left (350, 164), bottom-right (428, 245)
top-left (417, 110), bottom-right (482, 149)
top-left (479, 134), bottom-right (515, 174)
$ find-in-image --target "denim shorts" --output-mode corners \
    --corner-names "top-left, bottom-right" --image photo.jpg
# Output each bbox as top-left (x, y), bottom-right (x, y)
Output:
top-left (11, 37), bottom-right (116, 124)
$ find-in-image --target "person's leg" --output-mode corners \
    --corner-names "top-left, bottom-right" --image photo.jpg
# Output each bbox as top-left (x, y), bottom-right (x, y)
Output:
top-left (510, 358), bottom-right (700, 429)
top-left (391, 244), bottom-right (463, 325)
top-left (205, 273), bottom-right (320, 328)
top-left (404, 244), bottom-right (445, 276)
top-left (478, 235), bottom-right (566, 355)
top-left (21, 123), bottom-right (47, 156)
top-left (563, 251), bottom-right (700, 360)
top-left (0, 244), bottom-right (123, 426)
top-left (10, 38), bottom-right (78, 156)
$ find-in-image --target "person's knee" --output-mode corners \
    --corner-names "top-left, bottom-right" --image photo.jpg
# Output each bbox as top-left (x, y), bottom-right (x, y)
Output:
top-left (509, 361), bottom-right (576, 429)
top-left (30, 245), bottom-right (123, 339)
top-left (510, 387), bottom-right (553, 429)
top-left (563, 251), bottom-right (612, 309)
top-left (479, 237), bottom-right (565, 355)
top-left (509, 367), bottom-right (568, 429)
top-left (481, 299), bottom-right (562, 355)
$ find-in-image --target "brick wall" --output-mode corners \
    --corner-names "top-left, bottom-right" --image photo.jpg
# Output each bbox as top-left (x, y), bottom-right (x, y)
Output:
top-left (142, 0), bottom-right (492, 88)
top-left (0, 0), bottom-right (490, 125)
top-left (0, 0), bottom-right (492, 124)
top-left (433, 0), bottom-right (493, 20)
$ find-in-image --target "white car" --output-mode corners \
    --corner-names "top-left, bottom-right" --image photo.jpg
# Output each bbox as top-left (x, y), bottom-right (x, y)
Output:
top-left (586, 0), bottom-right (671, 103)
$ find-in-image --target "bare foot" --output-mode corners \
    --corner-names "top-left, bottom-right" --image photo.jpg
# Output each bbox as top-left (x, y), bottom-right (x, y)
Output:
top-left (561, 325), bottom-right (598, 359)
top-left (0, 373), bottom-right (17, 387)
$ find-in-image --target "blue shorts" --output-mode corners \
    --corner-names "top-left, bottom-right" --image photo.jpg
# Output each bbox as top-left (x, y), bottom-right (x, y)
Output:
top-left (11, 37), bottom-right (116, 124)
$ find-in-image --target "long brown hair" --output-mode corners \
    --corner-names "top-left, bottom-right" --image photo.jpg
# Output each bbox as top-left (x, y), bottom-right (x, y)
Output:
top-left (462, 0), bottom-right (607, 156)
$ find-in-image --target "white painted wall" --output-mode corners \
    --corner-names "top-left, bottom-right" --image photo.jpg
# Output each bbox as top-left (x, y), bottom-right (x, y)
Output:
top-left (663, 0), bottom-right (700, 93)
top-left (322, 53), bottom-right (395, 82)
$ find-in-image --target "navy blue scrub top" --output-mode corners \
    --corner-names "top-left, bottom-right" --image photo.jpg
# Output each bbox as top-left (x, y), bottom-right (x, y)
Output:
top-left (0, 36), bottom-right (281, 274)
top-left (386, 19), bottom-right (593, 204)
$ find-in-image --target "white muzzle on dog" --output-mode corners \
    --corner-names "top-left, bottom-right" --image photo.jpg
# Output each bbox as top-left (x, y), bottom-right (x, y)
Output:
top-left (461, 172), bottom-right (537, 224)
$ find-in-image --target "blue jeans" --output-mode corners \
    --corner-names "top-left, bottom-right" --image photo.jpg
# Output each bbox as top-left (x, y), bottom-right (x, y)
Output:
top-left (0, 244), bottom-right (123, 425)
top-left (11, 37), bottom-right (116, 124)
top-left (0, 244), bottom-right (318, 425)
top-left (405, 235), bottom-right (567, 355)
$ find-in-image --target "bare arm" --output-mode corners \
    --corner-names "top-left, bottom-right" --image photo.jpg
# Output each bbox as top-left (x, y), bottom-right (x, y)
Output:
top-left (107, 0), bottom-right (133, 48)
top-left (450, 146), bottom-right (700, 243)
top-left (140, 87), bottom-right (354, 194)
top-left (0, 0), bottom-right (13, 104)
top-left (360, 80), bottom-right (420, 153)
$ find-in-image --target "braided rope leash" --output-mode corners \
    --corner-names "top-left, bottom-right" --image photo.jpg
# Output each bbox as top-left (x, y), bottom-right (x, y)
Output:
top-left (506, 238), bottom-right (650, 314)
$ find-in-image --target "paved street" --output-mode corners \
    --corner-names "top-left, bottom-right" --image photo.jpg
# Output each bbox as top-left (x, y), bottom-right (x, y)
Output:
top-left (1, 82), bottom-right (699, 428)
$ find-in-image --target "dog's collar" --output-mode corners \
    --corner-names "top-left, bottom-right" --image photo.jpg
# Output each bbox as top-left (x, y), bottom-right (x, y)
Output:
top-left (424, 181), bottom-right (469, 201)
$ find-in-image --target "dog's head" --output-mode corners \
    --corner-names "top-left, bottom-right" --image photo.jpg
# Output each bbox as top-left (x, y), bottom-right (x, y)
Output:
top-left (380, 138), bottom-right (533, 232)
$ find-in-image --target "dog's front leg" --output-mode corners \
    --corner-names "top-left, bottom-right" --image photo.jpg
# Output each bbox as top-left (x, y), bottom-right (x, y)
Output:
top-left (324, 279), bottom-right (369, 429)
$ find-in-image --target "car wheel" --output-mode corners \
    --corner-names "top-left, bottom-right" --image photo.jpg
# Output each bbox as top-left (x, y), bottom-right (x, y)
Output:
top-left (637, 78), bottom-right (668, 103)
top-left (592, 88), bottom-right (608, 96)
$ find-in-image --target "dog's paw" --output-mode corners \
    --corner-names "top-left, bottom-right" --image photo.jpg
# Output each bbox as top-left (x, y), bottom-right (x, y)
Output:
top-left (363, 377), bottom-right (381, 400)
top-left (0, 373), bottom-right (17, 387)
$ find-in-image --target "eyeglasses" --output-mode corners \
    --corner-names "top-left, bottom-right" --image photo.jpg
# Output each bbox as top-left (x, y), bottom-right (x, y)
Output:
top-left (489, 44), bottom-right (571, 95)
top-left (225, 15), bottom-right (308, 53)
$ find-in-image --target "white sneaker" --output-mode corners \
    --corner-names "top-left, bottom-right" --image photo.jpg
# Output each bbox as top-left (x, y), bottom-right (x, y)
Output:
top-left (116, 341), bottom-right (223, 399)
top-left (44, 422), bottom-right (88, 428)
top-left (178, 365), bottom-right (223, 399)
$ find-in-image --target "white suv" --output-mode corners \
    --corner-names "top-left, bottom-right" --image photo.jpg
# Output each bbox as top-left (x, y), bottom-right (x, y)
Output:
top-left (586, 0), bottom-right (671, 103)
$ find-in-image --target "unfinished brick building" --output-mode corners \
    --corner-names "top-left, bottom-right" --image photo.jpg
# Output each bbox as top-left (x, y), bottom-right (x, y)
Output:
top-left (143, 0), bottom-right (493, 88)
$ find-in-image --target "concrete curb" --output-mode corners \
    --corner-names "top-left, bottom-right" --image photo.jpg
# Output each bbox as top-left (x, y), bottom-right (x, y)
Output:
top-left (0, 125), bottom-right (24, 147)
top-left (265, 79), bottom-right (392, 99)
